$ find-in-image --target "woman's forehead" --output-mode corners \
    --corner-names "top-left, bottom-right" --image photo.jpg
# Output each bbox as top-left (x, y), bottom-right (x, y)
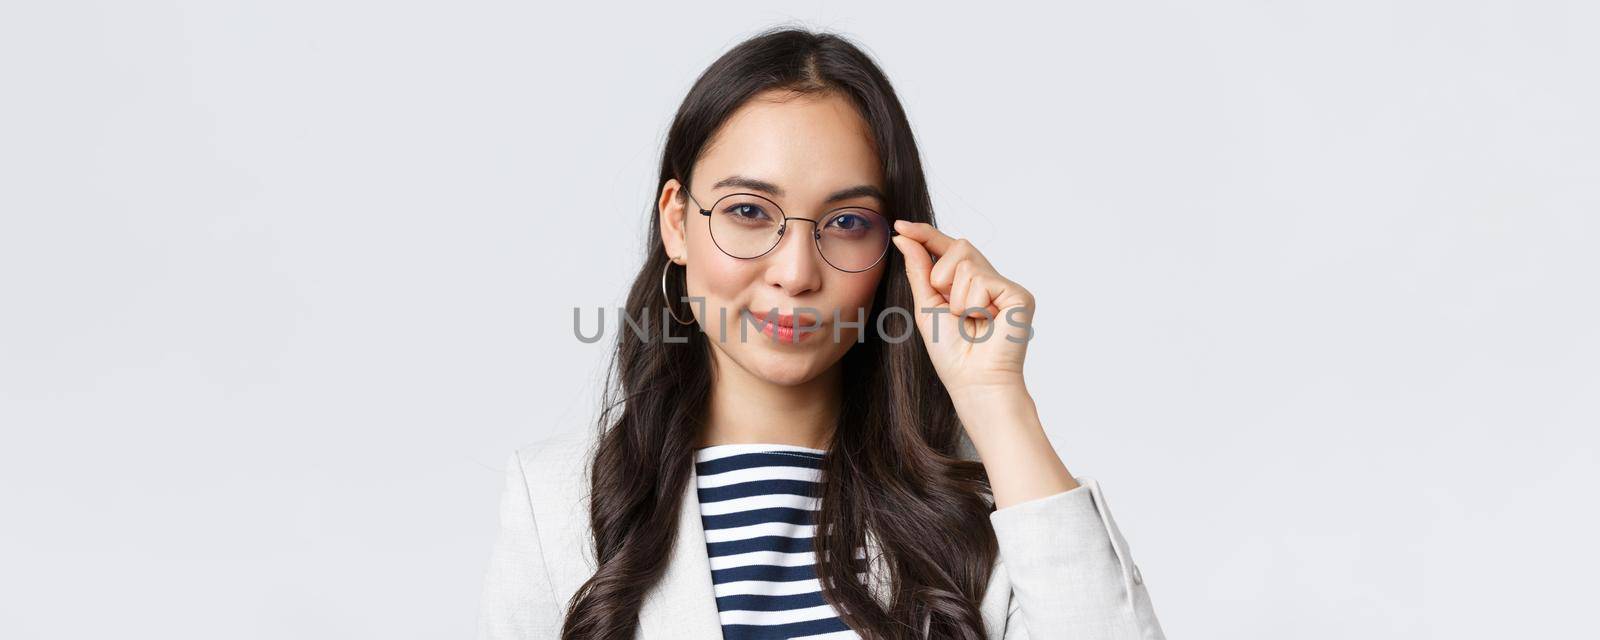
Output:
top-left (696, 94), bottom-right (883, 199)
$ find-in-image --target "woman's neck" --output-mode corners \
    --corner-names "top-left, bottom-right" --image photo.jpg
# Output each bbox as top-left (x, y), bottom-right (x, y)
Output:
top-left (699, 356), bottom-right (841, 450)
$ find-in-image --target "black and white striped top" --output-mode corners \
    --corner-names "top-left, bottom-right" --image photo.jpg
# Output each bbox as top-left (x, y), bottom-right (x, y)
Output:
top-left (694, 443), bottom-right (866, 640)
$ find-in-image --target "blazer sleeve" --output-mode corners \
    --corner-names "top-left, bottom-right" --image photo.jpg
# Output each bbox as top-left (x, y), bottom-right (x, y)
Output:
top-left (476, 448), bottom-right (562, 640)
top-left (989, 477), bottom-right (1166, 640)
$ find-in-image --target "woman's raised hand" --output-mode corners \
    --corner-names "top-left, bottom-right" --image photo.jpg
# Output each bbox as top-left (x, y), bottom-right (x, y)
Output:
top-left (890, 220), bottom-right (1036, 399)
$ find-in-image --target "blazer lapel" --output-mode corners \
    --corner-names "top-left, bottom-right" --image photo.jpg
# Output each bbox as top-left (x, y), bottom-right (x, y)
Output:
top-left (636, 460), bottom-right (725, 639)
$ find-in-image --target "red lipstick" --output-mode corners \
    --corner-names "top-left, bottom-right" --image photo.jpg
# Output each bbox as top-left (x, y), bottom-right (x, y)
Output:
top-left (749, 309), bottom-right (820, 344)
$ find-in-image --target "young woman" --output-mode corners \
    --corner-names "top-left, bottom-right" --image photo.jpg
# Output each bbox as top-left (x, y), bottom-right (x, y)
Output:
top-left (477, 27), bottom-right (1166, 640)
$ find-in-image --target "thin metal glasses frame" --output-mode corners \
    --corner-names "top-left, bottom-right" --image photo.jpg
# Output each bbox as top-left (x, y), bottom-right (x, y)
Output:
top-left (683, 187), bottom-right (898, 273)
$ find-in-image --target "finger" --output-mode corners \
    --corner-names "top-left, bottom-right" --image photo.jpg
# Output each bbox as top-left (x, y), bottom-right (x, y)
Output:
top-left (929, 245), bottom-right (971, 293)
top-left (927, 240), bottom-right (996, 294)
top-left (891, 233), bottom-right (943, 310)
top-left (948, 261), bottom-right (973, 317)
top-left (895, 221), bottom-right (994, 266)
top-left (983, 276), bottom-right (1034, 326)
top-left (984, 283), bottom-right (1027, 343)
top-left (892, 220), bottom-right (959, 259)
top-left (965, 275), bottom-right (1001, 320)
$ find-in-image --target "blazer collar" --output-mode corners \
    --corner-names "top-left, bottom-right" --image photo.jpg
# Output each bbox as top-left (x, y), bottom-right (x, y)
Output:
top-left (634, 456), bottom-right (893, 638)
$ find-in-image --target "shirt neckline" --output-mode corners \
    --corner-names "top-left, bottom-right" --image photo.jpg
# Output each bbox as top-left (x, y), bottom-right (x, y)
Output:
top-left (694, 442), bottom-right (827, 454)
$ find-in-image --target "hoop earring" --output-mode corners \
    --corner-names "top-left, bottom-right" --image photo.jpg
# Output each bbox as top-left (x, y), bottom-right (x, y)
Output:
top-left (661, 257), bottom-right (696, 326)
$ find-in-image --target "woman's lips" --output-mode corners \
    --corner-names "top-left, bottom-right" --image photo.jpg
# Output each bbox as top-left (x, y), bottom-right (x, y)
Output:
top-left (750, 309), bottom-right (820, 344)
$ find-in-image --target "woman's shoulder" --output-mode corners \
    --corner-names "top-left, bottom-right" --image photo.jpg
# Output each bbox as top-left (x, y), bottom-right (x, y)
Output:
top-left (513, 424), bottom-right (597, 462)
top-left (499, 425), bottom-right (604, 582)
top-left (507, 425), bottom-right (600, 499)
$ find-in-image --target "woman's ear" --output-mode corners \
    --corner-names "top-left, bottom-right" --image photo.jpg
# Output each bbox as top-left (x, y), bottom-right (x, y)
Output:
top-left (658, 179), bottom-right (689, 265)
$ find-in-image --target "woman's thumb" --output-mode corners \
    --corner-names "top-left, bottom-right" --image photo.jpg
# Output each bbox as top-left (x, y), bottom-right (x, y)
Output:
top-left (892, 234), bottom-right (941, 309)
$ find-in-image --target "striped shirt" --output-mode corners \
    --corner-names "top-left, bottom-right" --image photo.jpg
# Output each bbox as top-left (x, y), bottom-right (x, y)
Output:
top-left (695, 443), bottom-right (866, 640)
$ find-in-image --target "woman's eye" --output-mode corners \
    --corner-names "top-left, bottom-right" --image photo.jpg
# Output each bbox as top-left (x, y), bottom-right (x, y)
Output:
top-left (726, 204), bottom-right (769, 220)
top-left (829, 213), bottom-right (869, 230)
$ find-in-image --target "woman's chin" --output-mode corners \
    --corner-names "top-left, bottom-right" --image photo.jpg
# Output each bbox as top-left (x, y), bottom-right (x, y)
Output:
top-left (740, 350), bottom-right (824, 387)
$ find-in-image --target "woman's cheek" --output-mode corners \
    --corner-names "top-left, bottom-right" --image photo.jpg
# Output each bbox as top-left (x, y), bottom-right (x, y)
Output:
top-left (828, 275), bottom-right (883, 340)
top-left (849, 271), bottom-right (885, 317)
top-left (690, 259), bottom-right (757, 318)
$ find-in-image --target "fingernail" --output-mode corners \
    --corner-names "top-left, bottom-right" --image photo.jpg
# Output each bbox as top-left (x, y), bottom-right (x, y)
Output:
top-left (893, 219), bottom-right (909, 230)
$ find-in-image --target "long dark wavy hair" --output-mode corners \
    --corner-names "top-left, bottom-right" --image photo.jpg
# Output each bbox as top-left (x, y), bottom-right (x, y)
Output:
top-left (561, 26), bottom-right (1000, 639)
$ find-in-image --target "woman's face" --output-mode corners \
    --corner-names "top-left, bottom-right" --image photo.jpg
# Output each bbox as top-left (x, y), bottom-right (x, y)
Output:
top-left (659, 89), bottom-right (888, 387)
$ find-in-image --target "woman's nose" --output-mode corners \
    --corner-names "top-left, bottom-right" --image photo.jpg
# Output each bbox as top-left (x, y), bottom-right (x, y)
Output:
top-left (765, 219), bottom-right (825, 293)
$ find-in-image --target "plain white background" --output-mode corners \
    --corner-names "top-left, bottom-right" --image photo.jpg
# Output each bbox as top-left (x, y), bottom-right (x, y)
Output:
top-left (2, 1), bottom-right (1595, 638)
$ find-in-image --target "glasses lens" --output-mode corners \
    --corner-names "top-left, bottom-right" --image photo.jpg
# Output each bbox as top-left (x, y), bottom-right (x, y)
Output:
top-left (818, 208), bottom-right (891, 271)
top-left (707, 193), bottom-right (784, 259)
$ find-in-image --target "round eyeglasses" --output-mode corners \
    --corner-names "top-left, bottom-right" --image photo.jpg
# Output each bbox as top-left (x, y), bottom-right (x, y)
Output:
top-left (683, 187), bottom-right (897, 273)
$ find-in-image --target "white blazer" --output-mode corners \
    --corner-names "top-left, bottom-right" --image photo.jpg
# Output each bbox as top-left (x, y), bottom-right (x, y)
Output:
top-left (475, 425), bottom-right (1167, 639)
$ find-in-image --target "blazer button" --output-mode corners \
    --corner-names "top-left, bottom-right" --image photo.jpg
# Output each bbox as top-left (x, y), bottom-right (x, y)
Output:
top-left (1132, 563), bottom-right (1144, 585)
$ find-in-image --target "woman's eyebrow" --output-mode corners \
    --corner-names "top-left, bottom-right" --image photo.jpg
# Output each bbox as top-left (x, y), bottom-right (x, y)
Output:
top-left (712, 174), bottom-right (885, 204)
top-left (822, 184), bottom-right (886, 204)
